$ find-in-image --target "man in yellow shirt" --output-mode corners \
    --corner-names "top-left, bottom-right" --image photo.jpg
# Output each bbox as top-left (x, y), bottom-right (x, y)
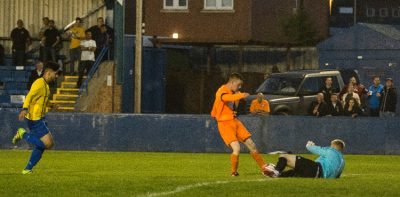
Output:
top-left (12, 61), bottom-right (59, 174)
top-left (68, 17), bottom-right (86, 74)
top-left (250, 93), bottom-right (270, 115)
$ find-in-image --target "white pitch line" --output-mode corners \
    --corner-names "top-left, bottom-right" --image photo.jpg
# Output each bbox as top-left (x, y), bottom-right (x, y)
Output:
top-left (141, 178), bottom-right (272, 197)
top-left (341, 174), bottom-right (362, 177)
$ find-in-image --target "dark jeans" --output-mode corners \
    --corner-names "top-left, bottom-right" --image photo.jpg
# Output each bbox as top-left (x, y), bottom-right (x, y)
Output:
top-left (39, 46), bottom-right (44, 61)
top-left (43, 46), bottom-right (57, 62)
top-left (69, 47), bottom-right (81, 74)
top-left (77, 60), bottom-right (94, 88)
top-left (12, 49), bottom-right (26, 66)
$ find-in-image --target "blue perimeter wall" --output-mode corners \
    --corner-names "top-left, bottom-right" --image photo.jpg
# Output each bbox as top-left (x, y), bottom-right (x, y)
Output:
top-left (1, 111), bottom-right (399, 155)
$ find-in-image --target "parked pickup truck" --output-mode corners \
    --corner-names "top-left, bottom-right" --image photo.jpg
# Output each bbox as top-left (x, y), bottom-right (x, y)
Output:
top-left (243, 69), bottom-right (359, 115)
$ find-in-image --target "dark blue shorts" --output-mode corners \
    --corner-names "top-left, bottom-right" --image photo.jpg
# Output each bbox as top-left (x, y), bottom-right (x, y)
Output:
top-left (26, 118), bottom-right (50, 139)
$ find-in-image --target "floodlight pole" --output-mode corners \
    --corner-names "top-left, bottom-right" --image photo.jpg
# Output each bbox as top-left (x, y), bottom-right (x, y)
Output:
top-left (353, 0), bottom-right (357, 25)
top-left (134, 0), bottom-right (143, 113)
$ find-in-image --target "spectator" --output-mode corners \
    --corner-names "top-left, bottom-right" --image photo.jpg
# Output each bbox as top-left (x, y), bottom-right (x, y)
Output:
top-left (10, 19), bottom-right (31, 66)
top-left (250, 93), bottom-right (270, 115)
top-left (67, 17), bottom-right (86, 75)
top-left (340, 77), bottom-right (368, 107)
top-left (342, 85), bottom-right (361, 108)
top-left (0, 44), bottom-right (4, 65)
top-left (308, 93), bottom-right (328, 117)
top-left (367, 76), bottom-right (384, 117)
top-left (43, 20), bottom-right (61, 62)
top-left (380, 78), bottom-right (397, 117)
top-left (343, 98), bottom-right (362, 118)
top-left (39, 17), bottom-right (50, 61)
top-left (326, 94), bottom-right (343, 116)
top-left (39, 17), bottom-right (50, 35)
top-left (319, 77), bottom-right (338, 103)
top-left (77, 30), bottom-right (96, 88)
top-left (281, 81), bottom-right (296, 93)
top-left (88, 17), bottom-right (113, 59)
top-left (97, 24), bottom-right (112, 60)
top-left (27, 61), bottom-right (44, 89)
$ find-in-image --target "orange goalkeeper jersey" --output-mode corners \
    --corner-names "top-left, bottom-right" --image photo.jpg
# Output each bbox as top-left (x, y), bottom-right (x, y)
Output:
top-left (211, 85), bottom-right (246, 122)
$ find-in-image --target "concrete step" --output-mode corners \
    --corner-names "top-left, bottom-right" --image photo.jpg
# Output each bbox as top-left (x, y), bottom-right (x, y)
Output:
top-left (47, 106), bottom-right (75, 112)
top-left (57, 88), bottom-right (79, 95)
top-left (61, 81), bottom-right (77, 88)
top-left (50, 100), bottom-right (76, 108)
top-left (64, 76), bottom-right (86, 82)
top-left (56, 106), bottom-right (75, 111)
top-left (53, 94), bottom-right (78, 101)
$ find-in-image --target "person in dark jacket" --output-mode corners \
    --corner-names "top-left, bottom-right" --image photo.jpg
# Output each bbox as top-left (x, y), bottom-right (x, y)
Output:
top-left (343, 98), bottom-right (362, 118)
top-left (319, 77), bottom-right (339, 103)
top-left (0, 44), bottom-right (4, 65)
top-left (88, 17), bottom-right (113, 60)
top-left (326, 94), bottom-right (343, 116)
top-left (43, 20), bottom-right (60, 62)
top-left (308, 93), bottom-right (328, 117)
top-left (380, 78), bottom-right (397, 117)
top-left (10, 19), bottom-right (31, 66)
top-left (27, 62), bottom-right (44, 89)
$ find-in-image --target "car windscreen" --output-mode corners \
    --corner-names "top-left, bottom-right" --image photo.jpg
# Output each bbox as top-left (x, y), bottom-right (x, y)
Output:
top-left (256, 76), bottom-right (303, 95)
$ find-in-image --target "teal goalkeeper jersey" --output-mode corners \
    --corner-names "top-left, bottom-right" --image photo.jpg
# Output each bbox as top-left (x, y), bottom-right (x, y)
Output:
top-left (306, 145), bottom-right (345, 178)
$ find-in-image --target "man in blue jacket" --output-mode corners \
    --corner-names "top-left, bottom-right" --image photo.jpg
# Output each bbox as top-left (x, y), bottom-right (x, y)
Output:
top-left (266, 139), bottom-right (345, 178)
top-left (368, 76), bottom-right (384, 116)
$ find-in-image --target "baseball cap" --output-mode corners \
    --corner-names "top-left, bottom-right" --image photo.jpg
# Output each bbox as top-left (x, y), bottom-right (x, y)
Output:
top-left (386, 78), bottom-right (393, 82)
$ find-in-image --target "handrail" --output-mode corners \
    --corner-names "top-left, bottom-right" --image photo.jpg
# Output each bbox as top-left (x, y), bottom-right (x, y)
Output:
top-left (63, 3), bottom-right (106, 31)
top-left (77, 46), bottom-right (109, 95)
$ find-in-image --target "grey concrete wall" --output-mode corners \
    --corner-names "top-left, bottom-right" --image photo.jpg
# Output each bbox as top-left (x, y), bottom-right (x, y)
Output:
top-left (1, 110), bottom-right (399, 154)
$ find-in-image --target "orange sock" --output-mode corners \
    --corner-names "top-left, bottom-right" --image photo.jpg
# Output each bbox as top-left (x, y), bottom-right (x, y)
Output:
top-left (231, 154), bottom-right (239, 173)
top-left (251, 151), bottom-right (266, 170)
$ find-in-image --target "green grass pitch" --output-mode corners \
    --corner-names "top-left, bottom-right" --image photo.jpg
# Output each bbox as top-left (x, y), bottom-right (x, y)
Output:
top-left (1, 150), bottom-right (400, 196)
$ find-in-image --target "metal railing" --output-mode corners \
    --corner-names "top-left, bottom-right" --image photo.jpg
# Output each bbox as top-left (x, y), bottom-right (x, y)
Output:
top-left (77, 46), bottom-right (109, 95)
top-left (63, 3), bottom-right (106, 31)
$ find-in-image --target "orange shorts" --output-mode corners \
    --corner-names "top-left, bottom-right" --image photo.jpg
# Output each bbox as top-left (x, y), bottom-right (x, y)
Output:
top-left (217, 119), bottom-right (252, 146)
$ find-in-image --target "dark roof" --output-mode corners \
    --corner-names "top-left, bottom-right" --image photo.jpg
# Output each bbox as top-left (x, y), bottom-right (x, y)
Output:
top-left (317, 23), bottom-right (400, 50)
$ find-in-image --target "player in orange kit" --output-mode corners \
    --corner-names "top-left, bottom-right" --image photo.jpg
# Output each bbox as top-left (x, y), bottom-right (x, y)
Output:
top-left (211, 73), bottom-right (273, 177)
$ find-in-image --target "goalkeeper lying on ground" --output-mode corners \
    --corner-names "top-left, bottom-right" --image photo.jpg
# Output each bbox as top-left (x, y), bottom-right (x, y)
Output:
top-left (266, 139), bottom-right (345, 178)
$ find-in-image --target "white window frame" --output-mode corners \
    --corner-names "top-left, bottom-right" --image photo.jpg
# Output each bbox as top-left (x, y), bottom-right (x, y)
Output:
top-left (164, 0), bottom-right (188, 10)
top-left (204, 0), bottom-right (234, 10)
top-left (392, 8), bottom-right (400, 18)
top-left (366, 8), bottom-right (375, 17)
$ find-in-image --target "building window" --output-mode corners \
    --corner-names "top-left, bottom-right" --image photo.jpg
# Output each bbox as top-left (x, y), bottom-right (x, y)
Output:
top-left (379, 8), bottom-right (388, 17)
top-left (393, 8), bottom-right (400, 18)
top-left (366, 8), bottom-right (375, 17)
top-left (204, 0), bottom-right (234, 10)
top-left (164, 0), bottom-right (188, 10)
